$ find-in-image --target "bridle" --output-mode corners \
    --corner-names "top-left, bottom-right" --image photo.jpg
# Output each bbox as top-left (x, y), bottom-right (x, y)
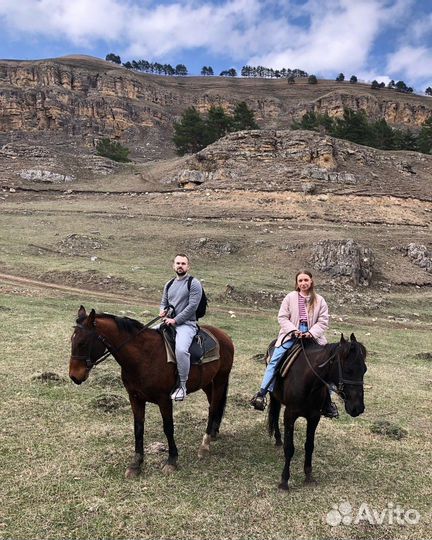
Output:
top-left (70, 323), bottom-right (114, 370)
top-left (297, 336), bottom-right (365, 399)
top-left (71, 314), bottom-right (163, 370)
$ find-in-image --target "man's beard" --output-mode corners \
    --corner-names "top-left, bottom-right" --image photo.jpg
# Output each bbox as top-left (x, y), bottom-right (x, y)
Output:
top-left (175, 269), bottom-right (186, 276)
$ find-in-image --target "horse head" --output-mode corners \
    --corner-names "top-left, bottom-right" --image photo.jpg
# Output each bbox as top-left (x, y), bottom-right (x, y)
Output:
top-left (337, 333), bottom-right (367, 417)
top-left (69, 306), bottom-right (107, 385)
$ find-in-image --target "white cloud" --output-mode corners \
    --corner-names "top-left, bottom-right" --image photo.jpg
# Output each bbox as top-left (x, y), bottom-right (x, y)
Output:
top-left (387, 46), bottom-right (432, 81)
top-left (0, 0), bottom-right (430, 89)
top-left (0, 0), bottom-right (126, 44)
top-left (124, 0), bottom-right (266, 58)
top-left (247, 0), bottom-right (413, 75)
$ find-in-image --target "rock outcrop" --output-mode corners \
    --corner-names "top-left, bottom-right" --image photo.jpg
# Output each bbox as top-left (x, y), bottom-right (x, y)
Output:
top-left (403, 243), bottom-right (432, 273)
top-left (174, 129), bottom-right (432, 201)
top-left (310, 239), bottom-right (374, 286)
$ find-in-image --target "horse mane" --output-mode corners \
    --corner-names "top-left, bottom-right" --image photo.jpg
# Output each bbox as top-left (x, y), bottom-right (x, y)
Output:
top-left (97, 313), bottom-right (144, 334)
top-left (76, 312), bottom-right (145, 334)
top-left (326, 338), bottom-right (367, 364)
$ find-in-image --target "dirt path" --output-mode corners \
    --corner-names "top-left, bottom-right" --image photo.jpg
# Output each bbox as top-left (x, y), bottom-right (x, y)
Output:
top-left (0, 272), bottom-right (154, 306)
top-left (0, 272), bottom-right (261, 315)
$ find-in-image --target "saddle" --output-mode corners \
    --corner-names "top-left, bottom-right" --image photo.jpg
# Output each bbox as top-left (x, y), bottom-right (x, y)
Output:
top-left (265, 338), bottom-right (303, 378)
top-left (160, 325), bottom-right (220, 365)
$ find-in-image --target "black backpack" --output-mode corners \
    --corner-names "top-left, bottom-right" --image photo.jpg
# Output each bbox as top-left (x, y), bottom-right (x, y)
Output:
top-left (166, 275), bottom-right (208, 319)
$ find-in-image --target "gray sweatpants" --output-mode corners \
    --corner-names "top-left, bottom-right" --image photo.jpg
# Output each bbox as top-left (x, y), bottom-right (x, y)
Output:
top-left (175, 323), bottom-right (197, 385)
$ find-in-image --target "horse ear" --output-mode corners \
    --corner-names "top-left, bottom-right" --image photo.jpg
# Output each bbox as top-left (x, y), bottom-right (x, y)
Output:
top-left (86, 309), bottom-right (96, 327)
top-left (340, 333), bottom-right (347, 343)
top-left (350, 333), bottom-right (357, 342)
top-left (78, 305), bottom-right (86, 318)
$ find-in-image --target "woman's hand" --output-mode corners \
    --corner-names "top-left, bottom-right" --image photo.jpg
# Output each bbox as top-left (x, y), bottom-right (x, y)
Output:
top-left (295, 331), bottom-right (312, 339)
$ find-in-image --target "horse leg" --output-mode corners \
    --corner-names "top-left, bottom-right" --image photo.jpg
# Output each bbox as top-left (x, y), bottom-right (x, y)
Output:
top-left (279, 411), bottom-right (296, 491)
top-left (199, 377), bottom-right (229, 457)
top-left (304, 415), bottom-right (320, 485)
top-left (159, 400), bottom-right (179, 474)
top-left (125, 400), bottom-right (146, 479)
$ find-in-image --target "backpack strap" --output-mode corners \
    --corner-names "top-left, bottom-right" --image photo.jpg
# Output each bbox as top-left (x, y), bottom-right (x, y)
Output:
top-left (166, 277), bottom-right (176, 292)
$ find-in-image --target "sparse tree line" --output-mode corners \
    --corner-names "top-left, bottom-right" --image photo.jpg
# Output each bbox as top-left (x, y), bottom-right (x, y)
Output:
top-left (292, 109), bottom-right (432, 154)
top-left (240, 66), bottom-right (308, 78)
top-left (106, 53), bottom-right (432, 95)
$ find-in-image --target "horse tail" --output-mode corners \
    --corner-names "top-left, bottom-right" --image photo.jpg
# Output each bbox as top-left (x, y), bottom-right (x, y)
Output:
top-left (267, 394), bottom-right (281, 438)
top-left (213, 379), bottom-right (229, 429)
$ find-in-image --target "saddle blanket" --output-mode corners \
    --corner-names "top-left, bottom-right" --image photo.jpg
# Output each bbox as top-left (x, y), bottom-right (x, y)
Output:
top-left (161, 326), bottom-right (220, 365)
top-left (265, 339), bottom-right (303, 378)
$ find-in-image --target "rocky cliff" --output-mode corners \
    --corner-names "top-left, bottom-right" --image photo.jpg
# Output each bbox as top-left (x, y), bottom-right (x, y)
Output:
top-left (1, 55), bottom-right (431, 159)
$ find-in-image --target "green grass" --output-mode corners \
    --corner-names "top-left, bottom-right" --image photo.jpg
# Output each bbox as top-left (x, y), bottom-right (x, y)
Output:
top-left (1, 191), bottom-right (431, 539)
top-left (0, 290), bottom-right (431, 540)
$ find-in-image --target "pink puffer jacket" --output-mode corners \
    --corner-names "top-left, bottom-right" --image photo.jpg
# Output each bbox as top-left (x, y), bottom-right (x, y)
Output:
top-left (275, 291), bottom-right (329, 347)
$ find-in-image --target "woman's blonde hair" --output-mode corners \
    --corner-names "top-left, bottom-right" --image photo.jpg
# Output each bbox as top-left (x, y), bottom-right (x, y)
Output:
top-left (295, 270), bottom-right (317, 313)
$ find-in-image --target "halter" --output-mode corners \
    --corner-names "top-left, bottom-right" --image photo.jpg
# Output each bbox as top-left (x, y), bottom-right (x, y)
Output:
top-left (71, 314), bottom-right (163, 370)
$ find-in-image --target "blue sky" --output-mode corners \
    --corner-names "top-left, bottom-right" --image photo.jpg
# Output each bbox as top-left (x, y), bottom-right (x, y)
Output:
top-left (0, 0), bottom-right (431, 91)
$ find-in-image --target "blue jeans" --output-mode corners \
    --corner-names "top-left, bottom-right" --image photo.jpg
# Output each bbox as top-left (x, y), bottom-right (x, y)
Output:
top-left (260, 322), bottom-right (308, 393)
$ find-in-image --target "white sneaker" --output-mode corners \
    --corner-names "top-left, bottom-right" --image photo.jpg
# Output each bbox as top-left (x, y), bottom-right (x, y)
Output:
top-left (170, 386), bottom-right (187, 401)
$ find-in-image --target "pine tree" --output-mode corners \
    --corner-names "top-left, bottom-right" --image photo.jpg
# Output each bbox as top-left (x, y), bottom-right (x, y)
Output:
top-left (175, 64), bottom-right (188, 76)
top-left (173, 107), bottom-right (206, 155)
top-left (205, 106), bottom-right (232, 145)
top-left (417, 117), bottom-right (432, 154)
top-left (105, 53), bottom-right (121, 64)
top-left (393, 129), bottom-right (418, 151)
top-left (371, 118), bottom-right (395, 150)
top-left (96, 138), bottom-right (130, 162)
top-left (232, 102), bottom-right (259, 130)
top-left (331, 109), bottom-right (372, 146)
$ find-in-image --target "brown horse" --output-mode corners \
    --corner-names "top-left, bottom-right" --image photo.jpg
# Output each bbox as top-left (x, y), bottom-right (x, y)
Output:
top-left (69, 306), bottom-right (234, 477)
top-left (267, 333), bottom-right (367, 490)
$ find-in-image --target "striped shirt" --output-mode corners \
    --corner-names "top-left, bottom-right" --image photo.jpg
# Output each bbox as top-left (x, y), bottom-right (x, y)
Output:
top-left (298, 293), bottom-right (309, 322)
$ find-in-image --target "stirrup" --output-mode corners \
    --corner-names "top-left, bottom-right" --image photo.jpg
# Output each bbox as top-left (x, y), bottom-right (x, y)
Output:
top-left (250, 392), bottom-right (267, 411)
top-left (171, 387), bottom-right (187, 402)
top-left (322, 401), bottom-right (339, 419)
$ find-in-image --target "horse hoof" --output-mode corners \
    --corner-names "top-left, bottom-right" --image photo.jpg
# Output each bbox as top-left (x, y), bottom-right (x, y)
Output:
top-left (161, 463), bottom-right (177, 475)
top-left (278, 482), bottom-right (289, 491)
top-left (304, 477), bottom-right (317, 485)
top-left (198, 445), bottom-right (210, 459)
top-left (274, 439), bottom-right (283, 447)
top-left (125, 466), bottom-right (141, 479)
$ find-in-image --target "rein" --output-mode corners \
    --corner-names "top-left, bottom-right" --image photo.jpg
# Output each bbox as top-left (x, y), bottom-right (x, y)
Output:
top-left (71, 314), bottom-right (163, 370)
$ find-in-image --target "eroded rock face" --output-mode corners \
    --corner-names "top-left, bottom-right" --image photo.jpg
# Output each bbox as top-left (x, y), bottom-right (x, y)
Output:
top-left (310, 239), bottom-right (374, 286)
top-left (1, 57), bottom-right (431, 151)
top-left (310, 91), bottom-right (432, 128)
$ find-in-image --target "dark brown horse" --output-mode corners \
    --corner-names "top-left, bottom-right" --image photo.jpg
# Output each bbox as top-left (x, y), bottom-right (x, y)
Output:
top-left (267, 333), bottom-right (367, 490)
top-left (69, 306), bottom-right (234, 477)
